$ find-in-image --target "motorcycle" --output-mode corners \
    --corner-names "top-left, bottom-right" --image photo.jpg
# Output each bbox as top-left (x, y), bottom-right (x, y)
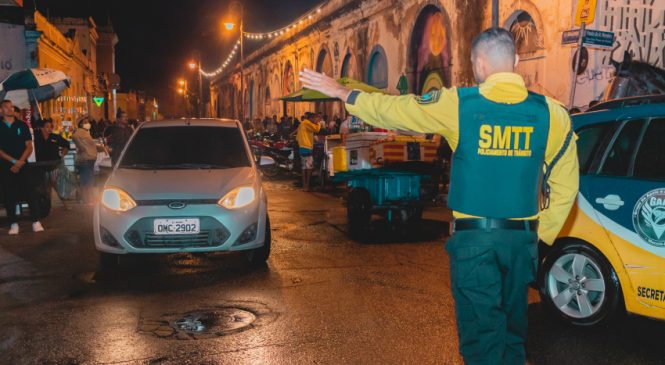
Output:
top-left (250, 133), bottom-right (295, 178)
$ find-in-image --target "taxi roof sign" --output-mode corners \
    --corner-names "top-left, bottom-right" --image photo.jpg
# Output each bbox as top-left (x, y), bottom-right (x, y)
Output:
top-left (575, 0), bottom-right (597, 26)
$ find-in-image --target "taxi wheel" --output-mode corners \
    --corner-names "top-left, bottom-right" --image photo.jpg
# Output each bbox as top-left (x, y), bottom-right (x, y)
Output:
top-left (246, 216), bottom-right (271, 267)
top-left (348, 188), bottom-right (372, 238)
top-left (539, 241), bottom-right (623, 326)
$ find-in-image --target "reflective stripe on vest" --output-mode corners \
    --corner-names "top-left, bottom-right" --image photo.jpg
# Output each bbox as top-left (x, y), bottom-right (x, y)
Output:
top-left (448, 87), bottom-right (550, 218)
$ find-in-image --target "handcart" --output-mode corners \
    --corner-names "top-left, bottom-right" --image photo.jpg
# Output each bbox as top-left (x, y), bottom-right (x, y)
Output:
top-left (330, 135), bottom-right (441, 237)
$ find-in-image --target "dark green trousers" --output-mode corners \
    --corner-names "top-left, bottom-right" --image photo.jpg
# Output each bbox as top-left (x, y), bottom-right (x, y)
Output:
top-left (446, 229), bottom-right (538, 365)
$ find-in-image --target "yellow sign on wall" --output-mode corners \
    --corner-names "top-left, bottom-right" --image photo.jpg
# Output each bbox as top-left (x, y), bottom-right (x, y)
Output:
top-left (575, 0), bottom-right (597, 26)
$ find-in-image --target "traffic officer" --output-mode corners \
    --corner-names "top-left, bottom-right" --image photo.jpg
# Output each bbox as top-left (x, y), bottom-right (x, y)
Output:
top-left (300, 28), bottom-right (579, 364)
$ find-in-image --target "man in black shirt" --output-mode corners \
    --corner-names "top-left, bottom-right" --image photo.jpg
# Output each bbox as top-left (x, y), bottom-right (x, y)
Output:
top-left (34, 119), bottom-right (70, 210)
top-left (106, 110), bottom-right (133, 164)
top-left (34, 119), bottom-right (70, 166)
top-left (0, 100), bottom-right (43, 234)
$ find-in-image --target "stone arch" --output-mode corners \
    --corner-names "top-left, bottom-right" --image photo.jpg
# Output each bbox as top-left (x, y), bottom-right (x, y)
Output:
top-left (248, 79), bottom-right (255, 120)
top-left (316, 45), bottom-right (334, 76)
top-left (504, 4), bottom-right (545, 57)
top-left (340, 49), bottom-right (359, 79)
top-left (283, 60), bottom-right (296, 116)
top-left (367, 44), bottom-right (389, 89)
top-left (504, 2), bottom-right (546, 92)
top-left (407, 2), bottom-right (452, 94)
top-left (264, 85), bottom-right (271, 116)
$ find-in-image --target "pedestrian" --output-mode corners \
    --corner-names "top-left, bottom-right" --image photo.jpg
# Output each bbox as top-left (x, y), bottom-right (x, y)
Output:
top-left (243, 118), bottom-right (252, 131)
top-left (296, 112), bottom-right (322, 192)
top-left (89, 119), bottom-right (100, 138)
top-left (264, 115), bottom-right (277, 135)
top-left (106, 110), bottom-right (133, 165)
top-left (0, 99), bottom-right (44, 234)
top-left (292, 115), bottom-right (301, 131)
top-left (72, 118), bottom-right (98, 205)
top-left (328, 115), bottom-right (339, 134)
top-left (339, 114), bottom-right (355, 144)
top-left (300, 28), bottom-right (579, 365)
top-left (280, 116), bottom-right (293, 138)
top-left (34, 118), bottom-right (71, 210)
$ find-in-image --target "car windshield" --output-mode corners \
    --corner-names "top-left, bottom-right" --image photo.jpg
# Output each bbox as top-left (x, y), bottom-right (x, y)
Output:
top-left (119, 126), bottom-right (251, 169)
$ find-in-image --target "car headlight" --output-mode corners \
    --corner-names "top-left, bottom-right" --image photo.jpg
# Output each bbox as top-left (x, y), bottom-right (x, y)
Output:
top-left (101, 187), bottom-right (137, 212)
top-left (218, 186), bottom-right (256, 209)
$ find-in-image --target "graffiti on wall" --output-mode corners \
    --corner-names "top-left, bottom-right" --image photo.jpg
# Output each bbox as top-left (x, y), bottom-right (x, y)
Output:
top-left (575, 0), bottom-right (665, 106)
top-left (601, 0), bottom-right (664, 68)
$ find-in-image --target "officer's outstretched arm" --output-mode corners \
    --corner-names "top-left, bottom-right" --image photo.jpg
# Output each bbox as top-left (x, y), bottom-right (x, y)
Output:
top-left (539, 102), bottom-right (580, 245)
top-left (300, 68), bottom-right (459, 146)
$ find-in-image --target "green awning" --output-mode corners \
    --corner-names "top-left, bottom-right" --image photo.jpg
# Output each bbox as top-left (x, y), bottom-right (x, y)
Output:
top-left (279, 77), bottom-right (388, 102)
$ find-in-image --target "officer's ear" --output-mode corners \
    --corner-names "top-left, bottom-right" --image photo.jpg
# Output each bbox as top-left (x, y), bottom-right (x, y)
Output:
top-left (514, 54), bottom-right (520, 68)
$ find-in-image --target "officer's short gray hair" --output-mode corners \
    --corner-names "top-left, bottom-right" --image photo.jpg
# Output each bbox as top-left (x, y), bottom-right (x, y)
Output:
top-left (471, 28), bottom-right (516, 67)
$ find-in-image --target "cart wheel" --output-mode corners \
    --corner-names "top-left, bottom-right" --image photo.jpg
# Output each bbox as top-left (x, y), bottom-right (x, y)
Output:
top-left (401, 206), bottom-right (423, 226)
top-left (348, 188), bottom-right (372, 238)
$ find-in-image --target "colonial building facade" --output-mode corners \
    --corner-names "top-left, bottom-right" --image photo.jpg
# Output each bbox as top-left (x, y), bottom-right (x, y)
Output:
top-left (209, 0), bottom-right (665, 120)
top-left (28, 12), bottom-right (99, 123)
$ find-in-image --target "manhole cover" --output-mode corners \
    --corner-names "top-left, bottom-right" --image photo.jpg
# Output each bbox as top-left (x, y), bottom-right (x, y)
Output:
top-left (139, 302), bottom-right (273, 340)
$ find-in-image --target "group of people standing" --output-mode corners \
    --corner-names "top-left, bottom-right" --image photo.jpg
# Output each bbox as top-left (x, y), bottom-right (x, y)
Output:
top-left (0, 100), bottom-right (134, 235)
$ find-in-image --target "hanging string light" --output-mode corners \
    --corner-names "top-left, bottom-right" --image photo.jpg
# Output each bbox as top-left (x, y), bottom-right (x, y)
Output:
top-left (199, 7), bottom-right (324, 78)
top-left (200, 39), bottom-right (241, 78)
top-left (242, 7), bottom-right (323, 40)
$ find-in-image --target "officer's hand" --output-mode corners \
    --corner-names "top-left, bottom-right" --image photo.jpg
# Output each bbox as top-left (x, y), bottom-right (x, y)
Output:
top-left (10, 165), bottom-right (20, 173)
top-left (299, 69), bottom-right (352, 101)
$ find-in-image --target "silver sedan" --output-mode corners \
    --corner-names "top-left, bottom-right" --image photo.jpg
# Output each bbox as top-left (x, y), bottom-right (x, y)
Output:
top-left (93, 119), bottom-right (273, 269)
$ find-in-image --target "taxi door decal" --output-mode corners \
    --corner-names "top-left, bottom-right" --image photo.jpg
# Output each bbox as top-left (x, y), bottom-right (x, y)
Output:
top-left (632, 188), bottom-right (665, 248)
top-left (579, 193), bottom-right (665, 259)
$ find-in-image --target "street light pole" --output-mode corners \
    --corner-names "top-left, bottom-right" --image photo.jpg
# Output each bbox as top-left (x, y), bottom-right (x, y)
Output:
top-left (239, 5), bottom-right (245, 124)
top-left (198, 55), bottom-right (204, 117)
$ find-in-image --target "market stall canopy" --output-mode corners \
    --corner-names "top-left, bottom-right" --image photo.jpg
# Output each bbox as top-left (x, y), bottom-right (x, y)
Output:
top-left (279, 77), bottom-right (388, 102)
top-left (0, 68), bottom-right (71, 109)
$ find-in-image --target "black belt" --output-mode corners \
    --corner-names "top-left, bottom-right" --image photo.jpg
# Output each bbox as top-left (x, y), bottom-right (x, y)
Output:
top-left (453, 218), bottom-right (539, 232)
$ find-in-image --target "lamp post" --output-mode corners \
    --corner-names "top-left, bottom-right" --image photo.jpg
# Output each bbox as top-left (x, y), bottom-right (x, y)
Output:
top-left (224, 1), bottom-right (244, 123)
top-left (188, 55), bottom-right (204, 117)
top-left (178, 79), bottom-right (188, 117)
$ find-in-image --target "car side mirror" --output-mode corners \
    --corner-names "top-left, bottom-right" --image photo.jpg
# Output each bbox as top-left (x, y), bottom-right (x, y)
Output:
top-left (259, 156), bottom-right (276, 169)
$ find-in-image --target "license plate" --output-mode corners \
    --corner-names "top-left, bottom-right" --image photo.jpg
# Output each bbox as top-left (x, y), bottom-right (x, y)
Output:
top-left (153, 218), bottom-right (200, 235)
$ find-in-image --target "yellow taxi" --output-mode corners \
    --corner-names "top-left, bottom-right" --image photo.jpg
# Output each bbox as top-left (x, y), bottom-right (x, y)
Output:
top-left (539, 96), bottom-right (665, 325)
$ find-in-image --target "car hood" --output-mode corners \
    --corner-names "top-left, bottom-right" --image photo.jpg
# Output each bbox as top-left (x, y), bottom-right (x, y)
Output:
top-left (106, 167), bottom-right (257, 201)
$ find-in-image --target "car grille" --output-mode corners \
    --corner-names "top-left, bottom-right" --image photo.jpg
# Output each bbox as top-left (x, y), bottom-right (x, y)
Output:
top-left (124, 217), bottom-right (231, 249)
top-left (143, 231), bottom-right (211, 248)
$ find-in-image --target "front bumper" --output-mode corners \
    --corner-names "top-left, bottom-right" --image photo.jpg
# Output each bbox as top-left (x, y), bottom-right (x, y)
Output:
top-left (93, 198), bottom-right (268, 254)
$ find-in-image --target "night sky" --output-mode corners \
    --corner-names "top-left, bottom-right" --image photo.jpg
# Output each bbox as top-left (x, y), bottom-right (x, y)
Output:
top-left (23, 0), bottom-right (322, 103)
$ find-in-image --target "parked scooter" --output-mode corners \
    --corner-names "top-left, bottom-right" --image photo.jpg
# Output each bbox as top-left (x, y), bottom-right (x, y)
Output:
top-left (249, 133), bottom-right (295, 177)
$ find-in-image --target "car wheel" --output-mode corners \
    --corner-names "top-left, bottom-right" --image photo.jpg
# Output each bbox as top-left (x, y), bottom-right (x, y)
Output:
top-left (348, 188), bottom-right (372, 239)
top-left (539, 241), bottom-right (623, 326)
top-left (99, 252), bottom-right (119, 271)
top-left (246, 216), bottom-right (271, 267)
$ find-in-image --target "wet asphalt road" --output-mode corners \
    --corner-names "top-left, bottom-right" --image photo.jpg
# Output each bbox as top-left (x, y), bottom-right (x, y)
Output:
top-left (0, 179), bottom-right (663, 365)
